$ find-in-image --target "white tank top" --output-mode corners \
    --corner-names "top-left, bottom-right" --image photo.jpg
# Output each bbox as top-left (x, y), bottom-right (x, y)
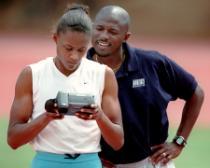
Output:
top-left (29, 57), bottom-right (106, 154)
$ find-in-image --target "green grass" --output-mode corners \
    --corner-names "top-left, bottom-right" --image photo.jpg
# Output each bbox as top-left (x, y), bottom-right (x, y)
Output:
top-left (169, 128), bottom-right (210, 168)
top-left (0, 118), bottom-right (35, 168)
top-left (1, 117), bottom-right (209, 168)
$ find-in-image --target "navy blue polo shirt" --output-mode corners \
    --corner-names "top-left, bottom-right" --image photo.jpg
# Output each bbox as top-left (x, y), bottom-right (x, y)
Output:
top-left (87, 43), bottom-right (197, 164)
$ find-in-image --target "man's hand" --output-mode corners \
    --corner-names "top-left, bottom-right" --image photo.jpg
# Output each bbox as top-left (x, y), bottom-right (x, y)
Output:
top-left (150, 142), bottom-right (184, 165)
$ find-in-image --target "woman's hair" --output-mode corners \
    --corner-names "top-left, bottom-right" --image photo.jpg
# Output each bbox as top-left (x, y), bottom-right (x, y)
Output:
top-left (54, 4), bottom-right (92, 35)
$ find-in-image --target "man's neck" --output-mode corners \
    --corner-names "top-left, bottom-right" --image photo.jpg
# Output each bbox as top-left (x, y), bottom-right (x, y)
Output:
top-left (94, 48), bottom-right (125, 72)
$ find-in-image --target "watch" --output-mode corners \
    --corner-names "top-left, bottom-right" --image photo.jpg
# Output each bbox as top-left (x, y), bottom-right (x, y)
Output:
top-left (173, 135), bottom-right (187, 147)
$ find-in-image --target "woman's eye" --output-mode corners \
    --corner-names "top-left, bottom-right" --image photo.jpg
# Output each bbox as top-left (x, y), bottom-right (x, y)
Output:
top-left (65, 47), bottom-right (73, 51)
top-left (78, 49), bottom-right (85, 53)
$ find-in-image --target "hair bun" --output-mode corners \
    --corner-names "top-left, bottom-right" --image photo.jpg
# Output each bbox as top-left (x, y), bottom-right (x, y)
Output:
top-left (66, 3), bottom-right (89, 15)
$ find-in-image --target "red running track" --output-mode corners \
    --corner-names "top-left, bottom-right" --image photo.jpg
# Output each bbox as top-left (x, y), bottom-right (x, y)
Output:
top-left (0, 33), bottom-right (209, 127)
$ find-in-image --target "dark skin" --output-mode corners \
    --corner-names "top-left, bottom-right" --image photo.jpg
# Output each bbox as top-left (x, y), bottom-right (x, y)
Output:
top-left (150, 85), bottom-right (204, 165)
top-left (92, 7), bottom-right (131, 70)
top-left (7, 30), bottom-right (124, 151)
top-left (92, 6), bottom-right (205, 166)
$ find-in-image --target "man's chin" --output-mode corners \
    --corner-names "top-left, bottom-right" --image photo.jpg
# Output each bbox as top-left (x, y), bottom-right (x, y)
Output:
top-left (95, 51), bottom-right (110, 58)
top-left (94, 47), bottom-right (110, 56)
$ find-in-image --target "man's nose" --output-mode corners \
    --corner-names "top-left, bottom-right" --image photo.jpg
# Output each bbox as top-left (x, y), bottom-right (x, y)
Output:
top-left (99, 31), bottom-right (109, 40)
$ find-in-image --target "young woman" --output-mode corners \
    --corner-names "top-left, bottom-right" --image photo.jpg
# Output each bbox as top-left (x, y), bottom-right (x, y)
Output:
top-left (7, 4), bottom-right (124, 168)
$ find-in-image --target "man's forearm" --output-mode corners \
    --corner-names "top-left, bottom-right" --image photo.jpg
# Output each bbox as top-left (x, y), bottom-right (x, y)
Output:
top-left (176, 85), bottom-right (204, 139)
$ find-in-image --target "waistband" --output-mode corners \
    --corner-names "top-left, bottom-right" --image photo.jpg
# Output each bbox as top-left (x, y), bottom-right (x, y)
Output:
top-left (35, 151), bottom-right (99, 163)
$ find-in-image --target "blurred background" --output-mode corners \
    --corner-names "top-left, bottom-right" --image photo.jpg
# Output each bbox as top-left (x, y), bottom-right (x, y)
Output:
top-left (1, 0), bottom-right (210, 38)
top-left (0, 0), bottom-right (209, 168)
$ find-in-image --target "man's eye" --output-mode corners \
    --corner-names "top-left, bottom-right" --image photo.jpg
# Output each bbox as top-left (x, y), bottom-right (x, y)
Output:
top-left (95, 27), bottom-right (103, 31)
top-left (109, 30), bottom-right (118, 35)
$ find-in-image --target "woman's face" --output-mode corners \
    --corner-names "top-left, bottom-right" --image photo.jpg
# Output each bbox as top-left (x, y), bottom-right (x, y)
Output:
top-left (54, 30), bottom-right (90, 76)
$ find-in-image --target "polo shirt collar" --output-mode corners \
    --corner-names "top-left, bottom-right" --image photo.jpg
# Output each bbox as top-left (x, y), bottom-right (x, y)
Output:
top-left (86, 43), bottom-right (139, 77)
top-left (87, 48), bottom-right (95, 60)
top-left (122, 42), bottom-right (139, 72)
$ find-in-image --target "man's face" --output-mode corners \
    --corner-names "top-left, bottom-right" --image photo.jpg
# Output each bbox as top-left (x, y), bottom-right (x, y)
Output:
top-left (92, 15), bottom-right (128, 57)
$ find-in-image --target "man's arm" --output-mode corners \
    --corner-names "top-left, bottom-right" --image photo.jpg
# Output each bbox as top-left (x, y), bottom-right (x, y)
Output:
top-left (151, 85), bottom-right (204, 165)
top-left (7, 67), bottom-right (62, 149)
top-left (176, 85), bottom-right (204, 139)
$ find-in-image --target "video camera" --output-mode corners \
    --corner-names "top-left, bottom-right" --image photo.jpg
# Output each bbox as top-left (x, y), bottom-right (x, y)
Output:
top-left (45, 91), bottom-right (95, 115)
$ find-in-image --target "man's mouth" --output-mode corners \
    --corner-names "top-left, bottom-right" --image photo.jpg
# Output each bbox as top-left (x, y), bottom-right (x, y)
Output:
top-left (96, 40), bottom-right (110, 48)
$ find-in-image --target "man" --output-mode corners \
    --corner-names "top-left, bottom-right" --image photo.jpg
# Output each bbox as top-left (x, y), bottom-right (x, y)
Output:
top-left (7, 4), bottom-right (124, 168)
top-left (87, 5), bottom-right (204, 168)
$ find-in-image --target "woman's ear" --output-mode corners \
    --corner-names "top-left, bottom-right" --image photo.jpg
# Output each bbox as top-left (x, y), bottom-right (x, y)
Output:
top-left (52, 33), bottom-right (58, 43)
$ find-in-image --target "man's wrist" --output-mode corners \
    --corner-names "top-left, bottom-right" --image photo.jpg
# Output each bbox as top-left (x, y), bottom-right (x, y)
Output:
top-left (173, 135), bottom-right (187, 147)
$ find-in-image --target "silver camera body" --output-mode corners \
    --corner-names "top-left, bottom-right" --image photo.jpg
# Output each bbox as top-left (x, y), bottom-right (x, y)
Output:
top-left (56, 91), bottom-right (95, 115)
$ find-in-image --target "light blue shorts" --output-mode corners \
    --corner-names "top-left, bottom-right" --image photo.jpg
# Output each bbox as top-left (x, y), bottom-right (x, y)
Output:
top-left (31, 151), bottom-right (102, 168)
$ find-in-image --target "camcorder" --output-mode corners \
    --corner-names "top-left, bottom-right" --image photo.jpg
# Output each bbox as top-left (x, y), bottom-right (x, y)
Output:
top-left (45, 91), bottom-right (95, 115)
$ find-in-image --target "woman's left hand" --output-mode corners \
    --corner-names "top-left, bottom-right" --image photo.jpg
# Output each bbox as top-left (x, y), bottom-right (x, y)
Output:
top-left (75, 104), bottom-right (102, 120)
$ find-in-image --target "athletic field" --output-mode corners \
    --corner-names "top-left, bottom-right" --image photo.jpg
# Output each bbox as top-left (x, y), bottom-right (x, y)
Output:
top-left (0, 33), bottom-right (209, 167)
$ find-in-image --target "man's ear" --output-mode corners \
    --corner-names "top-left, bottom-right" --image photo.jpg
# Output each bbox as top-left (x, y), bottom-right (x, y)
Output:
top-left (124, 32), bottom-right (131, 41)
top-left (53, 33), bottom-right (58, 43)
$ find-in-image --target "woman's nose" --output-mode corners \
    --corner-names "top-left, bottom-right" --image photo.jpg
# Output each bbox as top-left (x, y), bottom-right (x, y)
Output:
top-left (68, 51), bottom-right (79, 61)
